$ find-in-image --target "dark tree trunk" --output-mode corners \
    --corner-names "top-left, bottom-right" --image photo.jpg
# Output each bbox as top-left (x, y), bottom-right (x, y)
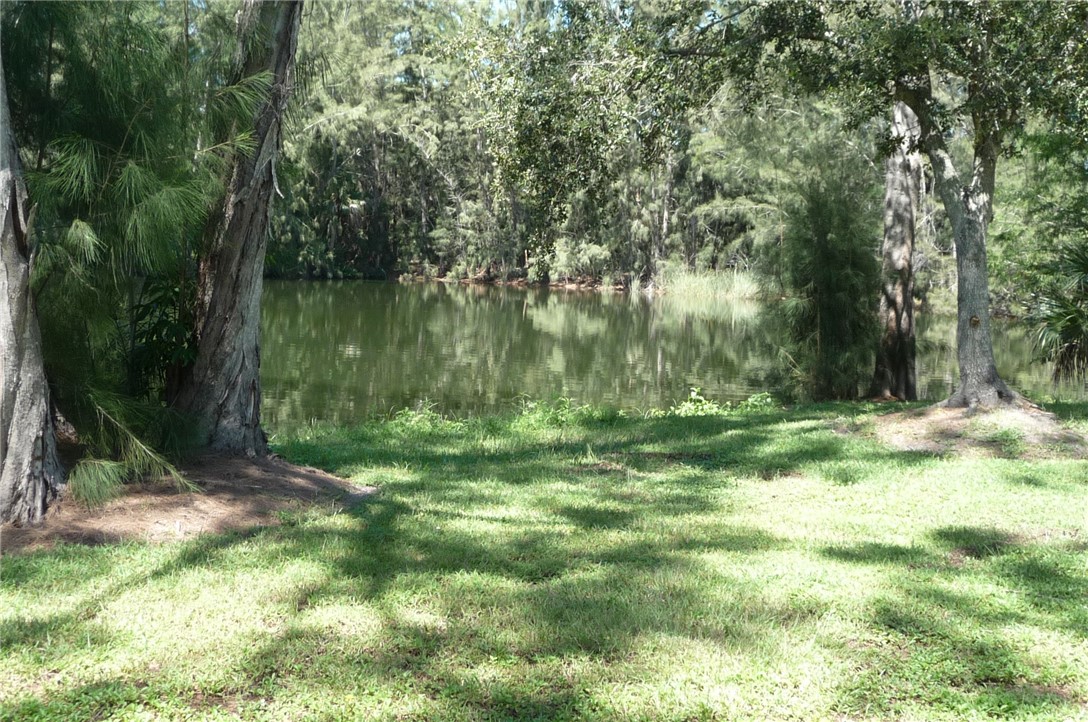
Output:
top-left (900, 81), bottom-right (1016, 408)
top-left (870, 101), bottom-right (919, 401)
top-left (1, 41), bottom-right (64, 525)
top-left (171, 0), bottom-right (302, 455)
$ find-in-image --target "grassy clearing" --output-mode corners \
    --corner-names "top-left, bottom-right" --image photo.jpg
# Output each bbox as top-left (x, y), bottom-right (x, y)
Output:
top-left (2, 400), bottom-right (1087, 721)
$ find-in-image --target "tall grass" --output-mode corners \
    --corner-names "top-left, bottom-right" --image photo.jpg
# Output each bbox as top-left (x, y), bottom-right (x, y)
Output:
top-left (655, 266), bottom-right (764, 325)
top-left (657, 265), bottom-right (763, 301)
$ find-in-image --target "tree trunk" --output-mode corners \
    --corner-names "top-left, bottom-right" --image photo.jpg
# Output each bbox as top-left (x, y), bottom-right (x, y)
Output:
top-left (171, 0), bottom-right (302, 455)
top-left (941, 168), bottom-right (1016, 408)
top-left (1, 42), bottom-right (64, 525)
top-left (869, 101), bottom-right (919, 401)
top-left (901, 82), bottom-right (1016, 408)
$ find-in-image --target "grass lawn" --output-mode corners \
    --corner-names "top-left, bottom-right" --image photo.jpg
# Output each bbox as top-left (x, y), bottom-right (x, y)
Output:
top-left (2, 400), bottom-right (1087, 721)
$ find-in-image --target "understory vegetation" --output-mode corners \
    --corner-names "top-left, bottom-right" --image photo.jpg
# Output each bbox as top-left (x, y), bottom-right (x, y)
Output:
top-left (3, 401), bottom-right (1087, 721)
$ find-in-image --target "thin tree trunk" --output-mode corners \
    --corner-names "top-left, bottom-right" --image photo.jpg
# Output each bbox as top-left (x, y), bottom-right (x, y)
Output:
top-left (870, 101), bottom-right (919, 400)
top-left (172, 0), bottom-right (302, 455)
top-left (658, 150), bottom-right (674, 281)
top-left (1, 41), bottom-right (64, 525)
top-left (35, 17), bottom-right (55, 173)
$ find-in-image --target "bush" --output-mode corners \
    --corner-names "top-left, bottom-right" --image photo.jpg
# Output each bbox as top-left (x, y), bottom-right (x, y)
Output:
top-left (1031, 244), bottom-right (1088, 380)
top-left (764, 142), bottom-right (881, 400)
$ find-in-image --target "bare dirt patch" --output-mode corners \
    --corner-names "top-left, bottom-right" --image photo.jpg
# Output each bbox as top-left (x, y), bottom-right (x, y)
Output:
top-left (869, 404), bottom-right (1088, 459)
top-left (0, 455), bottom-right (376, 556)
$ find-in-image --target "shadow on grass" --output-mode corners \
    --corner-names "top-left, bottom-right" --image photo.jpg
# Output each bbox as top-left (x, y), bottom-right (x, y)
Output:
top-left (1042, 401), bottom-right (1088, 422)
top-left (826, 525), bottom-right (1088, 718)
top-left (1, 422), bottom-right (804, 719)
top-left (0, 410), bottom-right (1030, 720)
top-left (212, 541), bottom-right (812, 719)
top-left (931, 526), bottom-right (1016, 559)
top-left (0, 543), bottom-right (119, 590)
top-left (283, 408), bottom-right (935, 492)
top-left (0, 525), bottom-right (287, 683)
top-left (554, 504), bottom-right (634, 529)
top-left (0, 613), bottom-right (113, 659)
top-left (141, 441), bottom-right (807, 718)
top-left (0, 679), bottom-right (158, 722)
top-left (822, 542), bottom-right (931, 566)
top-left (230, 623), bottom-right (595, 720)
top-left (0, 501), bottom-right (790, 719)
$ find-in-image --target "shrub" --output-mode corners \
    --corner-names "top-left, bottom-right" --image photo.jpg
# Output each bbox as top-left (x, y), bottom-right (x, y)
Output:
top-left (762, 142), bottom-right (881, 400)
top-left (1031, 243), bottom-right (1088, 379)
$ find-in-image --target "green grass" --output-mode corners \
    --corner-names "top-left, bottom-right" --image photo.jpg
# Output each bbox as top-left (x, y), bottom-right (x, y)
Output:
top-left (3, 400), bottom-right (1087, 721)
top-left (657, 267), bottom-right (762, 301)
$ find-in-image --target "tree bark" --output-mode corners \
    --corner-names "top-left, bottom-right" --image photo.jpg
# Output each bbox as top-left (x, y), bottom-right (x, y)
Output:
top-left (1, 39), bottom-right (64, 525)
top-left (171, 0), bottom-right (302, 455)
top-left (900, 81), bottom-right (1016, 408)
top-left (869, 101), bottom-right (919, 401)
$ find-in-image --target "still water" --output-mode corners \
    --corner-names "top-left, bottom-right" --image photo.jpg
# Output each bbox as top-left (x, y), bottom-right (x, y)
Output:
top-left (261, 281), bottom-right (1085, 429)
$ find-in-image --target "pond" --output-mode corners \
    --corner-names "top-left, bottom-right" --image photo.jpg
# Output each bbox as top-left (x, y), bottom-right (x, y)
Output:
top-left (261, 280), bottom-right (1086, 429)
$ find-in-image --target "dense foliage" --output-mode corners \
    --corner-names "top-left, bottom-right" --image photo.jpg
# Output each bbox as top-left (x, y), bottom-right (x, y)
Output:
top-left (766, 120), bottom-right (882, 400)
top-left (2, 0), bottom-right (264, 500)
top-left (1031, 244), bottom-right (1088, 380)
top-left (1012, 128), bottom-right (1088, 377)
top-left (3, 0), bottom-right (1088, 510)
top-left (267, 1), bottom-right (1078, 304)
top-left (268, 1), bottom-right (835, 286)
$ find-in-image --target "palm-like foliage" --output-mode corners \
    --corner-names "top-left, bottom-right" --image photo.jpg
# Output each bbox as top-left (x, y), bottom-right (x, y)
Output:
top-left (65, 390), bottom-right (197, 506)
top-left (3, 0), bottom-right (269, 501)
top-left (9, 2), bottom-right (263, 385)
top-left (1031, 244), bottom-right (1088, 380)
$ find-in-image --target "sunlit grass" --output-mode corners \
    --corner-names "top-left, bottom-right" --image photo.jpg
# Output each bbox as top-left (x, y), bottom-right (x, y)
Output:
top-left (2, 400), bottom-right (1087, 720)
top-left (658, 266), bottom-right (762, 299)
top-left (656, 267), bottom-right (764, 327)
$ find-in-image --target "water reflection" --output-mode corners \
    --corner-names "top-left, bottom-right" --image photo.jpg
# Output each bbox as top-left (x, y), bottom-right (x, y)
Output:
top-left (261, 281), bottom-right (1085, 429)
top-left (914, 314), bottom-right (1088, 403)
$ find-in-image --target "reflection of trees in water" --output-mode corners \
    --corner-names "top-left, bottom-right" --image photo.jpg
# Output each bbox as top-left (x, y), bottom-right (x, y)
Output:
top-left (260, 282), bottom-right (777, 428)
top-left (521, 290), bottom-right (775, 402)
top-left (915, 314), bottom-right (1073, 401)
top-left (261, 282), bottom-right (1076, 429)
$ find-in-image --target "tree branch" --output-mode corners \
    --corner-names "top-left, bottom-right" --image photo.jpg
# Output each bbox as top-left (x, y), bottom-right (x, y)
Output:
top-left (896, 77), bottom-right (967, 233)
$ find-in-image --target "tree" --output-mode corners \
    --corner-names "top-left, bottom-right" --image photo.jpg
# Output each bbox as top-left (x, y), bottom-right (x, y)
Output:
top-left (2, 1), bottom-right (282, 505)
top-left (756, 104), bottom-right (882, 400)
top-left (1, 31), bottom-right (63, 525)
top-left (670, 0), bottom-right (1088, 407)
top-left (870, 101), bottom-right (920, 401)
top-left (172, 0), bottom-right (302, 455)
